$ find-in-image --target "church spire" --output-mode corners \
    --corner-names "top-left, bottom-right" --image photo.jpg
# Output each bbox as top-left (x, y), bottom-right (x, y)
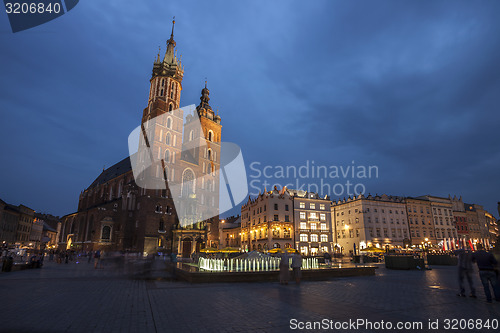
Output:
top-left (199, 80), bottom-right (211, 110)
top-left (163, 17), bottom-right (177, 64)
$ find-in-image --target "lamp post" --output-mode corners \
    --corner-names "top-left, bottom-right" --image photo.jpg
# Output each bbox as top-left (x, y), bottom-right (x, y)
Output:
top-left (422, 237), bottom-right (430, 270)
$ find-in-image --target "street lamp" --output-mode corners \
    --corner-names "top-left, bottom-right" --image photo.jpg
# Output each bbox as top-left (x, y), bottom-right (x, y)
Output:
top-left (422, 238), bottom-right (430, 270)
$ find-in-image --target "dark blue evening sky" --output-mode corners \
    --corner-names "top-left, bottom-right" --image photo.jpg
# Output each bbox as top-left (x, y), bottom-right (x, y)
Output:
top-left (1, 0), bottom-right (499, 217)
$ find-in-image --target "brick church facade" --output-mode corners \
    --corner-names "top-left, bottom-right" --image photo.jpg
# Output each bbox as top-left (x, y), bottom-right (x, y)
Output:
top-left (59, 21), bottom-right (221, 257)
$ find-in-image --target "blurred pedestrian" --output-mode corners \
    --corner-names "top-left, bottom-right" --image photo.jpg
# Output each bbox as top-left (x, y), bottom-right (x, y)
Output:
top-left (455, 248), bottom-right (476, 297)
top-left (171, 252), bottom-right (178, 280)
top-left (324, 252), bottom-right (331, 266)
top-left (292, 250), bottom-right (302, 284)
top-left (472, 243), bottom-right (500, 303)
top-left (279, 250), bottom-right (290, 285)
top-left (94, 250), bottom-right (101, 269)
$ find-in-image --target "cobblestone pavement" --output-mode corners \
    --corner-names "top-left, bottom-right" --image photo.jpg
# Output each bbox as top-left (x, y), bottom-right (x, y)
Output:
top-left (0, 260), bottom-right (499, 332)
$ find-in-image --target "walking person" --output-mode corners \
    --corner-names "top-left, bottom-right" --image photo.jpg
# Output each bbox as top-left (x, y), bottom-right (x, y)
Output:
top-left (324, 252), bottom-right (331, 266)
top-left (279, 250), bottom-right (290, 285)
top-left (455, 248), bottom-right (476, 297)
top-left (471, 243), bottom-right (500, 303)
top-left (292, 250), bottom-right (303, 285)
top-left (171, 251), bottom-right (178, 280)
top-left (94, 250), bottom-right (101, 269)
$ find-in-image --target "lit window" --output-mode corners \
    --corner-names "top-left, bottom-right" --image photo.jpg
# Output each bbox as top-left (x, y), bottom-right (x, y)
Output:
top-left (300, 234), bottom-right (308, 242)
top-left (310, 234), bottom-right (318, 242)
top-left (320, 223), bottom-right (327, 231)
top-left (300, 212), bottom-right (306, 220)
top-left (310, 223), bottom-right (317, 230)
top-left (320, 204), bottom-right (325, 210)
top-left (320, 213), bottom-right (326, 221)
top-left (299, 202), bottom-right (305, 209)
top-left (320, 234), bottom-right (328, 242)
top-left (310, 203), bottom-right (316, 209)
top-left (300, 222), bottom-right (307, 229)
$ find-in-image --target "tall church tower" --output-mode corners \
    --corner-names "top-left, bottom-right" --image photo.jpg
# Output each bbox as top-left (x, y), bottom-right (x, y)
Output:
top-left (143, 18), bottom-right (183, 124)
top-left (139, 19), bottom-right (184, 189)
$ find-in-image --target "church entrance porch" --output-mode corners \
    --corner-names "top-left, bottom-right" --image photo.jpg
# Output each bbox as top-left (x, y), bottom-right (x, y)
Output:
top-left (173, 229), bottom-right (207, 258)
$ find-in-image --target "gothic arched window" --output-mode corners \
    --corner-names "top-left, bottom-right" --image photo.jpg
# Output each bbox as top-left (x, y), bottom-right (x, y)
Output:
top-left (208, 130), bottom-right (213, 142)
top-left (164, 150), bottom-right (171, 163)
top-left (101, 226), bottom-right (111, 240)
top-left (189, 130), bottom-right (194, 142)
top-left (168, 103), bottom-right (173, 111)
top-left (165, 133), bottom-right (171, 145)
top-left (166, 117), bottom-right (172, 129)
top-left (181, 169), bottom-right (195, 197)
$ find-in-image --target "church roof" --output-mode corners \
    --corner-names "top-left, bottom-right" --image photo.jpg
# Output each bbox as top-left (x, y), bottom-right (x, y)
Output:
top-left (88, 156), bottom-right (132, 190)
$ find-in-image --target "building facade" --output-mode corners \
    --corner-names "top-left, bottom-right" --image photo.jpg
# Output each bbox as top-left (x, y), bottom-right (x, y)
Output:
top-left (485, 211), bottom-right (498, 247)
top-left (219, 216), bottom-right (241, 248)
top-left (240, 187), bottom-right (294, 252)
top-left (418, 195), bottom-right (457, 242)
top-left (0, 199), bottom-right (18, 245)
top-left (405, 197), bottom-right (436, 247)
top-left (332, 194), bottom-right (410, 254)
top-left (288, 189), bottom-right (332, 256)
top-left (16, 205), bottom-right (34, 246)
top-left (29, 217), bottom-right (44, 249)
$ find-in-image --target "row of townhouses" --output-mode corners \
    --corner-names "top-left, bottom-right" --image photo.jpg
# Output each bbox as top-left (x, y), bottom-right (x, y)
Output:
top-left (232, 187), bottom-right (498, 255)
top-left (0, 198), bottom-right (60, 250)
